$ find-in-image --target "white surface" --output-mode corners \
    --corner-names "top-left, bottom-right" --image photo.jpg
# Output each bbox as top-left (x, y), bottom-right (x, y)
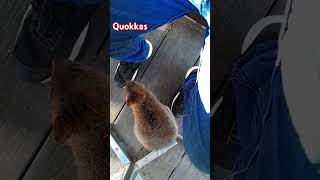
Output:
top-left (135, 140), bottom-right (178, 169)
top-left (110, 135), bottom-right (131, 165)
top-left (197, 35), bottom-right (210, 113)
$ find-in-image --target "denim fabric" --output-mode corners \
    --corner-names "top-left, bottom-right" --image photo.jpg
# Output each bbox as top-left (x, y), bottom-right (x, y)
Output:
top-left (183, 74), bottom-right (210, 174)
top-left (231, 41), bottom-right (320, 180)
top-left (110, 0), bottom-right (199, 63)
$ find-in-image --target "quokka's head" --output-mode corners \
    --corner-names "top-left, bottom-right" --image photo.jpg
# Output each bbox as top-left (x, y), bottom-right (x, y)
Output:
top-left (49, 56), bottom-right (109, 143)
top-left (125, 80), bottom-right (147, 106)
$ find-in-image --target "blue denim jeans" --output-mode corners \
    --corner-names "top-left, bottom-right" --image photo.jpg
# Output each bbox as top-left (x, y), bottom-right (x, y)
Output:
top-left (110, 0), bottom-right (199, 63)
top-left (231, 41), bottom-right (320, 179)
top-left (183, 74), bottom-right (210, 174)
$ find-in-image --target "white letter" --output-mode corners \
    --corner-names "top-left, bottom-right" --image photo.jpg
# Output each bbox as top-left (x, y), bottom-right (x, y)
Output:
top-left (113, 22), bottom-right (119, 31)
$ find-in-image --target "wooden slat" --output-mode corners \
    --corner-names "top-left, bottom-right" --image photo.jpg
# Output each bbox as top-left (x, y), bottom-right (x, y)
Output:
top-left (0, 1), bottom-right (54, 179)
top-left (111, 17), bottom-right (204, 162)
top-left (23, 133), bottom-right (76, 180)
top-left (139, 143), bottom-right (185, 180)
top-left (0, 82), bottom-right (51, 180)
top-left (213, 0), bottom-right (275, 102)
top-left (110, 23), bottom-right (172, 124)
top-left (168, 154), bottom-right (209, 180)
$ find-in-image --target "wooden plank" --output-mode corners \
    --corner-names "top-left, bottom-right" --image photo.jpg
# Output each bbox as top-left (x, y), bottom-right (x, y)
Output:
top-left (213, 0), bottom-right (275, 102)
top-left (110, 23), bottom-right (172, 124)
top-left (0, 0), bottom-right (55, 179)
top-left (138, 143), bottom-right (185, 180)
top-left (22, 133), bottom-right (77, 180)
top-left (111, 17), bottom-right (204, 162)
top-left (0, 82), bottom-right (51, 180)
top-left (168, 154), bottom-right (209, 180)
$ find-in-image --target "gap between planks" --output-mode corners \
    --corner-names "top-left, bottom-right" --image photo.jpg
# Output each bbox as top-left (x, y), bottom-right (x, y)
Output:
top-left (18, 127), bottom-right (52, 180)
top-left (167, 153), bottom-right (186, 179)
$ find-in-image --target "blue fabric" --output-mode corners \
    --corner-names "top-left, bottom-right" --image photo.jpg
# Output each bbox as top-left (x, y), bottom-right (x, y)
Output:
top-left (110, 0), bottom-right (199, 63)
top-left (231, 41), bottom-right (320, 179)
top-left (182, 74), bottom-right (210, 174)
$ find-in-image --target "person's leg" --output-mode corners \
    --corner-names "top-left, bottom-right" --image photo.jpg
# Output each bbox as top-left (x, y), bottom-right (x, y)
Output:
top-left (110, 0), bottom-right (198, 87)
top-left (182, 73), bottom-right (210, 174)
top-left (170, 45), bottom-right (210, 173)
top-left (171, 30), bottom-right (210, 176)
top-left (169, 0), bottom-right (210, 173)
top-left (13, 0), bottom-right (103, 83)
top-left (230, 41), bottom-right (320, 179)
top-left (110, 0), bottom-right (198, 62)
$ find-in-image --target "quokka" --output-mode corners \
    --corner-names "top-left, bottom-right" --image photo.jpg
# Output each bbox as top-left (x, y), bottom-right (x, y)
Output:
top-left (125, 80), bottom-right (178, 150)
top-left (49, 57), bottom-right (109, 180)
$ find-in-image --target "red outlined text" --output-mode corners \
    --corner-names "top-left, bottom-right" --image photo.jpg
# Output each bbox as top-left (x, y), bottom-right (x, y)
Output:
top-left (112, 22), bottom-right (148, 31)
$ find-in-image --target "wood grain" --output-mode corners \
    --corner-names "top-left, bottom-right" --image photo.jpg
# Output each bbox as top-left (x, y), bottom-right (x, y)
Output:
top-left (168, 153), bottom-right (209, 180)
top-left (0, 1), bottom-right (53, 179)
top-left (139, 143), bottom-right (185, 180)
top-left (23, 133), bottom-right (77, 180)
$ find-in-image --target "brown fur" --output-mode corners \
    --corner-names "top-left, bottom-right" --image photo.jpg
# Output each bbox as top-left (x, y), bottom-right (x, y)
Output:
top-left (49, 57), bottom-right (109, 180)
top-left (125, 81), bottom-right (178, 150)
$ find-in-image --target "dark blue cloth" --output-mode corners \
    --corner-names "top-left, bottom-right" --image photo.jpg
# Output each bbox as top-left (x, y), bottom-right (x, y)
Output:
top-left (231, 41), bottom-right (320, 180)
top-left (110, 0), bottom-right (199, 62)
top-left (183, 74), bottom-right (210, 174)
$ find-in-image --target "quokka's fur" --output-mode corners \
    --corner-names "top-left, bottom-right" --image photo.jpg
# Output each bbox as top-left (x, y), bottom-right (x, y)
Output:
top-left (125, 80), bottom-right (178, 150)
top-left (49, 57), bottom-right (109, 180)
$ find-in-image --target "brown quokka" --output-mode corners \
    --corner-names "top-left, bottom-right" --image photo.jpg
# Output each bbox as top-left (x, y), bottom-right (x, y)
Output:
top-left (125, 80), bottom-right (178, 150)
top-left (49, 57), bottom-right (109, 180)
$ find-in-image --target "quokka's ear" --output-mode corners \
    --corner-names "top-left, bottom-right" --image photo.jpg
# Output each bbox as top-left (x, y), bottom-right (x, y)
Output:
top-left (53, 115), bottom-right (74, 144)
